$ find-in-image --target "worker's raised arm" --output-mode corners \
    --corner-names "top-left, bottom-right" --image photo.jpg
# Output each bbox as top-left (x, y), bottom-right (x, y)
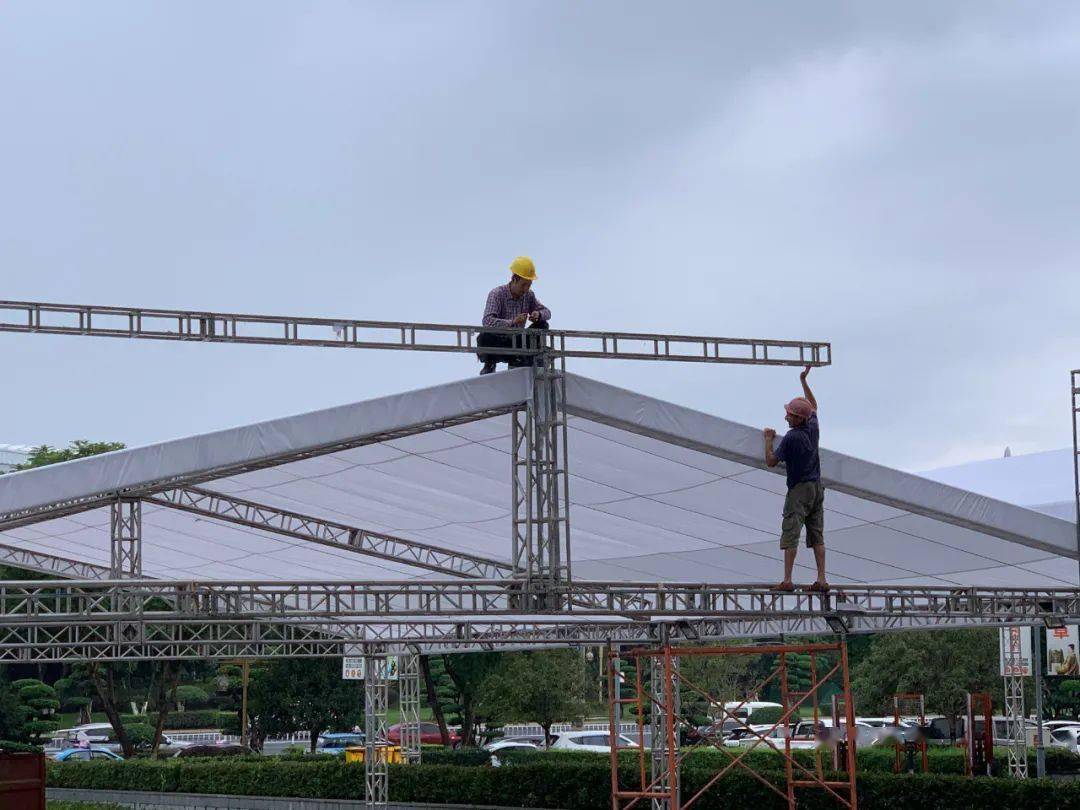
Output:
top-left (763, 427), bottom-right (780, 467)
top-left (800, 366), bottom-right (817, 412)
top-left (482, 288), bottom-right (512, 328)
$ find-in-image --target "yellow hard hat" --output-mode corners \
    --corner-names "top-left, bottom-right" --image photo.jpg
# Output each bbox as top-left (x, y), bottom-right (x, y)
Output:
top-left (509, 256), bottom-right (537, 281)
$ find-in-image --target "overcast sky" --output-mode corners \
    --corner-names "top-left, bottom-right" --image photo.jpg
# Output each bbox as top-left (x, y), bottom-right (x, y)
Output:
top-left (2, 2), bottom-right (1079, 473)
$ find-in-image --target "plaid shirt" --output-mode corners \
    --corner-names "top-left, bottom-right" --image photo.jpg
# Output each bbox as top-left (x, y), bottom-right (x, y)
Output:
top-left (482, 284), bottom-right (551, 328)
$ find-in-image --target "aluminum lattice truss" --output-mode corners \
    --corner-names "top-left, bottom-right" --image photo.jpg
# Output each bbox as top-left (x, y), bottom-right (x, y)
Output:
top-left (0, 300), bottom-right (832, 367)
top-left (1, 578), bottom-right (1079, 661)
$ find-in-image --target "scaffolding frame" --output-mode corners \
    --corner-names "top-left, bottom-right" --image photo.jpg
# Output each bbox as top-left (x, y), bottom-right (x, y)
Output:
top-left (608, 641), bottom-right (858, 810)
top-left (364, 649), bottom-right (390, 809)
top-left (964, 692), bottom-right (994, 777)
top-left (398, 651), bottom-right (422, 765)
top-left (1073, 369), bottom-right (1080, 585)
top-left (892, 693), bottom-right (927, 774)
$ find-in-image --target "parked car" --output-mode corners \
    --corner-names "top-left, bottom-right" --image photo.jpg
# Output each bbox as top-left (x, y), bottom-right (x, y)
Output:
top-left (173, 744), bottom-right (256, 758)
top-left (316, 732), bottom-right (366, 755)
top-left (549, 731), bottom-right (639, 753)
top-left (1048, 726), bottom-right (1080, 753)
top-left (386, 722), bottom-right (461, 747)
top-left (484, 735), bottom-right (544, 752)
top-left (57, 722), bottom-right (191, 755)
top-left (52, 746), bottom-right (124, 762)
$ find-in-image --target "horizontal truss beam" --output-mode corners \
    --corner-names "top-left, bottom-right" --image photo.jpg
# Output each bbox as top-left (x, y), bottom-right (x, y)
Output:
top-left (0, 300), bottom-right (831, 367)
top-left (0, 614), bottom-right (1050, 662)
top-left (0, 578), bottom-right (1075, 625)
top-left (147, 487), bottom-right (512, 580)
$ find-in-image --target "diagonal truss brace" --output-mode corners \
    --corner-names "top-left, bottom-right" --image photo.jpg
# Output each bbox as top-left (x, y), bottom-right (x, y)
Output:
top-left (147, 486), bottom-right (513, 579)
top-left (0, 542), bottom-right (110, 580)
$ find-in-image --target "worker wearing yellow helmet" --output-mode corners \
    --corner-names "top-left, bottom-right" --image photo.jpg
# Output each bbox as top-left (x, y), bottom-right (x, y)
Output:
top-left (477, 256), bottom-right (552, 375)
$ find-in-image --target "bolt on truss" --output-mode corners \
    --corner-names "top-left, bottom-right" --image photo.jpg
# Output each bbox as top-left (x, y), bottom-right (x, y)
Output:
top-left (364, 649), bottom-right (390, 809)
top-left (148, 486), bottom-right (512, 579)
top-left (0, 300), bottom-right (831, 367)
top-left (398, 652), bottom-right (422, 765)
top-left (109, 498), bottom-right (142, 578)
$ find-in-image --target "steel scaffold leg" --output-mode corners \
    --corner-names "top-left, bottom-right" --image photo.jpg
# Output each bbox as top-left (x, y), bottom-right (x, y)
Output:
top-left (1072, 369), bottom-right (1080, 585)
top-left (649, 628), bottom-right (680, 810)
top-left (109, 498), bottom-right (142, 578)
top-left (364, 649), bottom-right (390, 809)
top-left (399, 651), bottom-right (422, 764)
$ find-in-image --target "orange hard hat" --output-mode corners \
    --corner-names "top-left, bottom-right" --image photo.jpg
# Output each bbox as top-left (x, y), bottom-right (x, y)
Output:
top-left (784, 397), bottom-right (814, 420)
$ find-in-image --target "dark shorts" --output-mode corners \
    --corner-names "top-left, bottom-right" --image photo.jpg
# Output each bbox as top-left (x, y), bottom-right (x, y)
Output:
top-left (780, 480), bottom-right (825, 550)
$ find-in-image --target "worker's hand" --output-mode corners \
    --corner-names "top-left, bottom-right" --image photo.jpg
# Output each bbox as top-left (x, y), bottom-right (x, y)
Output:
top-left (528, 310), bottom-right (541, 323)
top-left (763, 428), bottom-right (776, 440)
top-left (800, 365), bottom-right (811, 381)
top-left (512, 313), bottom-right (528, 327)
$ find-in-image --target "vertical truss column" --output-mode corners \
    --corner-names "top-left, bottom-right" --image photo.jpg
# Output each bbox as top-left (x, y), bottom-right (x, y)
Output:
top-left (364, 648), bottom-right (390, 809)
top-left (398, 651), bottom-right (421, 764)
top-left (1072, 369), bottom-right (1080, 585)
top-left (649, 627), bottom-right (679, 810)
top-left (109, 498), bottom-right (142, 578)
top-left (511, 353), bottom-right (571, 605)
top-left (1003, 673), bottom-right (1028, 778)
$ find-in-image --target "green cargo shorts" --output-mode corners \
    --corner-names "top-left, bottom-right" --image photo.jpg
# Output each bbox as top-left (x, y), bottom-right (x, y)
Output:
top-left (780, 480), bottom-right (825, 550)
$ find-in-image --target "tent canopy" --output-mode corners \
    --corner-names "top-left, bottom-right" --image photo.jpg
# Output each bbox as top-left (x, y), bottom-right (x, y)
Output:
top-left (0, 368), bottom-right (1074, 587)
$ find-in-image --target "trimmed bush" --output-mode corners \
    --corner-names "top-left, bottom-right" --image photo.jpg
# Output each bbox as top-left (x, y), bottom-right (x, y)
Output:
top-left (46, 757), bottom-right (1080, 809)
top-left (117, 711), bottom-right (233, 731)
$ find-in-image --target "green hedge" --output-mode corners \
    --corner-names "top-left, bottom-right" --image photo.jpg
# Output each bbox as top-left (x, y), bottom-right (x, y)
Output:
top-left (46, 758), bottom-right (1080, 809)
top-left (495, 745), bottom-right (1080, 776)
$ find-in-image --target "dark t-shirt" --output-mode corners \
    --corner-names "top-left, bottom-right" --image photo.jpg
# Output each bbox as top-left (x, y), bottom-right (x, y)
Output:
top-left (774, 413), bottom-right (820, 489)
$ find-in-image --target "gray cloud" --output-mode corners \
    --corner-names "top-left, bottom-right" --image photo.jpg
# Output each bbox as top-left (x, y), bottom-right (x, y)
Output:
top-left (1, 1), bottom-right (1078, 473)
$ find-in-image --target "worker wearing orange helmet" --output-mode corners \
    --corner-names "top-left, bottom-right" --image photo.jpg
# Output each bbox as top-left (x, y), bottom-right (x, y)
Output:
top-left (477, 256), bottom-right (552, 375)
top-left (763, 366), bottom-right (827, 593)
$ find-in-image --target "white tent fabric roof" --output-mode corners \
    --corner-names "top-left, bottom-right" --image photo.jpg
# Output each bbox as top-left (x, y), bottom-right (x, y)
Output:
top-left (0, 369), bottom-right (1075, 587)
top-left (921, 448), bottom-right (1076, 521)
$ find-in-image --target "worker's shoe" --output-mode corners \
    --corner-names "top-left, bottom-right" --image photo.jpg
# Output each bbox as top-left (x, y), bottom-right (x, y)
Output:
top-left (480, 361), bottom-right (497, 375)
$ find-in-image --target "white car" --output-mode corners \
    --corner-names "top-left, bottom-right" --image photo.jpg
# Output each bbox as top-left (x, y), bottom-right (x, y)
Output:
top-left (1048, 726), bottom-right (1080, 752)
top-left (485, 738), bottom-right (542, 753)
top-left (549, 731), bottom-right (639, 753)
top-left (57, 722), bottom-right (191, 754)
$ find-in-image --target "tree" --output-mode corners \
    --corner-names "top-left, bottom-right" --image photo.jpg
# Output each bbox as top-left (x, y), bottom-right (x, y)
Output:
top-left (478, 651), bottom-right (587, 747)
top-left (437, 653), bottom-right (503, 747)
top-left (852, 629), bottom-right (999, 739)
top-left (10, 678), bottom-right (60, 743)
top-left (419, 655), bottom-right (451, 746)
top-left (248, 659), bottom-right (362, 752)
top-left (11, 440), bottom-right (125, 471)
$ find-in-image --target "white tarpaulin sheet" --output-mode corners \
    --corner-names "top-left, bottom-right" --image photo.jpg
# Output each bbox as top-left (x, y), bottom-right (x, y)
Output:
top-left (0, 369), bottom-right (1075, 587)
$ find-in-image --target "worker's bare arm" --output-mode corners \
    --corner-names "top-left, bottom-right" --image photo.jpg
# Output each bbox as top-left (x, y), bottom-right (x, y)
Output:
top-left (763, 427), bottom-right (779, 467)
top-left (800, 365), bottom-right (817, 411)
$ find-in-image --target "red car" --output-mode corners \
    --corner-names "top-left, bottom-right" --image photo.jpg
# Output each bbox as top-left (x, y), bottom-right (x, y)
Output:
top-left (386, 722), bottom-right (460, 747)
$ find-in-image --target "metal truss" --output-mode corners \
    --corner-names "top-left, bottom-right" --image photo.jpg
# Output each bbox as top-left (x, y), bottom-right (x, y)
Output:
top-left (1003, 673), bottom-right (1028, 779)
top-left (0, 612), bottom-right (1064, 663)
top-left (109, 498), bottom-right (142, 578)
top-left (398, 652), bottom-right (422, 764)
top-left (2, 578), bottom-right (1074, 625)
top-left (364, 649), bottom-right (390, 809)
top-left (510, 357), bottom-right (571, 598)
top-left (0, 406), bottom-right (515, 533)
top-left (148, 486), bottom-right (511, 579)
top-left (1072, 369), bottom-right (1080, 584)
top-left (0, 543), bottom-right (109, 580)
top-left (0, 299), bottom-right (831, 367)
top-left (649, 625), bottom-right (679, 810)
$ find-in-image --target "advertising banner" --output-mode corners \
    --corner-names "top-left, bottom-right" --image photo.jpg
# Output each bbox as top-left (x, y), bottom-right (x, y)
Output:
top-left (999, 626), bottom-right (1032, 677)
top-left (342, 655), bottom-right (400, 681)
top-left (1046, 626), bottom-right (1080, 676)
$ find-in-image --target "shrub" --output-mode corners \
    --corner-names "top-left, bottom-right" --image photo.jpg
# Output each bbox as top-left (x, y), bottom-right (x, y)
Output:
top-left (175, 686), bottom-right (210, 709)
top-left (45, 757), bottom-right (1080, 809)
top-left (118, 711), bottom-right (233, 731)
